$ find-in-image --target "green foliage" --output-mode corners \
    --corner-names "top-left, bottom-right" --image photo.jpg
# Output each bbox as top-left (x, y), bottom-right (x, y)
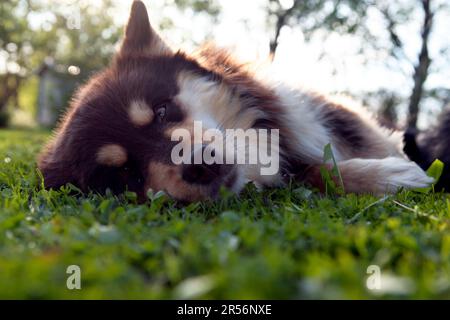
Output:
top-left (0, 129), bottom-right (450, 299)
top-left (320, 143), bottom-right (345, 195)
top-left (1, 0), bottom-right (224, 121)
top-left (174, 0), bottom-right (221, 16)
top-left (269, 0), bottom-right (369, 35)
top-left (28, 0), bottom-right (121, 77)
top-left (414, 159), bottom-right (445, 194)
top-left (0, 0), bottom-right (123, 118)
top-left (17, 76), bottom-right (39, 116)
top-left (427, 159), bottom-right (445, 182)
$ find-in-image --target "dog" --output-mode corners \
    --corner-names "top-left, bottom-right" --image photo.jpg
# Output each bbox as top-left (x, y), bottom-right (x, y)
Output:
top-left (404, 107), bottom-right (450, 191)
top-left (37, 0), bottom-right (433, 203)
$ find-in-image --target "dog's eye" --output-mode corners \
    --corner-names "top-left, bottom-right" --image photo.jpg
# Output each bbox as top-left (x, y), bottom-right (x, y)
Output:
top-left (155, 104), bottom-right (167, 122)
top-left (154, 101), bottom-right (184, 123)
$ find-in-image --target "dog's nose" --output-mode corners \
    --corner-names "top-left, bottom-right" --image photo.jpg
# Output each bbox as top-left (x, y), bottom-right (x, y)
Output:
top-left (181, 145), bottom-right (227, 185)
top-left (181, 162), bottom-right (222, 185)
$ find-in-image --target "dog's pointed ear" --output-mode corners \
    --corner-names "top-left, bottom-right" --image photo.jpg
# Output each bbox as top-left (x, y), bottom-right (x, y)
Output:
top-left (120, 0), bottom-right (172, 56)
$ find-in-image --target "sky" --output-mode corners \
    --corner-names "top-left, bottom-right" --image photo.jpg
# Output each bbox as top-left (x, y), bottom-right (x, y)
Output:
top-left (7, 0), bottom-right (450, 128)
top-left (109, 0), bottom-right (450, 127)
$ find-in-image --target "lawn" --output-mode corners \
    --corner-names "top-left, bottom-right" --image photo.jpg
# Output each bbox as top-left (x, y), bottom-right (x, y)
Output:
top-left (0, 128), bottom-right (449, 299)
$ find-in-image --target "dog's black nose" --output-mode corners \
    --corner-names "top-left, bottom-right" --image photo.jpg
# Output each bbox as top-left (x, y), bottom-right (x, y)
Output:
top-left (182, 162), bottom-right (222, 185)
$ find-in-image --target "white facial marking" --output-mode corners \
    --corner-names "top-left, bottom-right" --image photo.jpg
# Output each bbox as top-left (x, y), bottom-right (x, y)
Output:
top-left (128, 100), bottom-right (154, 126)
top-left (96, 144), bottom-right (127, 167)
top-left (175, 71), bottom-right (262, 131)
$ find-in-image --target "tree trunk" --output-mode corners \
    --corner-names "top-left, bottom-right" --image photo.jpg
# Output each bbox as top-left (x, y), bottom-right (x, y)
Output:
top-left (0, 73), bottom-right (21, 113)
top-left (269, 25), bottom-right (281, 57)
top-left (269, 11), bottom-right (288, 58)
top-left (269, 0), bottom-right (299, 59)
top-left (407, 0), bottom-right (433, 130)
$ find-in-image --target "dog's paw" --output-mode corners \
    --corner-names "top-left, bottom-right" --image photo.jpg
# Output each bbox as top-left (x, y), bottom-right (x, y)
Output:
top-left (378, 157), bottom-right (434, 193)
top-left (338, 157), bottom-right (434, 195)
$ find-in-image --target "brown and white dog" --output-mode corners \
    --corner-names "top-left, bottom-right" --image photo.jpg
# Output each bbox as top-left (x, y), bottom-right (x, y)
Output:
top-left (37, 1), bottom-right (433, 202)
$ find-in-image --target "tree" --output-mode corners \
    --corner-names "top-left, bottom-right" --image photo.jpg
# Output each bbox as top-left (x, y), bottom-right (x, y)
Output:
top-left (264, 0), bottom-right (448, 129)
top-left (174, 0), bottom-right (220, 16)
top-left (0, 0), bottom-right (221, 127)
top-left (267, 0), bottom-right (369, 57)
top-left (406, 0), bottom-right (433, 130)
top-left (0, 0), bottom-right (123, 126)
top-left (0, 0), bottom-right (33, 118)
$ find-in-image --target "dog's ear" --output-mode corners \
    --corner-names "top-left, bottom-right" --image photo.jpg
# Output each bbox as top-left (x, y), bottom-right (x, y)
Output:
top-left (120, 0), bottom-right (172, 56)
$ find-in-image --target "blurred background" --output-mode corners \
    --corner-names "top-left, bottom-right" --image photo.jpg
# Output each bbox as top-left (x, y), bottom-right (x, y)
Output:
top-left (0, 0), bottom-right (449, 131)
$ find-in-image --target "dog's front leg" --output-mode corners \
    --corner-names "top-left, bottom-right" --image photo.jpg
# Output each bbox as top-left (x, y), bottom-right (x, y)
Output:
top-left (299, 157), bottom-right (434, 195)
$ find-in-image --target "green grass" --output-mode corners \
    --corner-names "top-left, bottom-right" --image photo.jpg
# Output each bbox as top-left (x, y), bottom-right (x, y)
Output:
top-left (0, 128), bottom-right (449, 299)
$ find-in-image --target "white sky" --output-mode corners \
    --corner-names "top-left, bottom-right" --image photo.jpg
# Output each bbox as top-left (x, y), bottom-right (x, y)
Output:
top-left (109, 0), bottom-right (449, 94)
top-left (4, 0), bottom-right (450, 128)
